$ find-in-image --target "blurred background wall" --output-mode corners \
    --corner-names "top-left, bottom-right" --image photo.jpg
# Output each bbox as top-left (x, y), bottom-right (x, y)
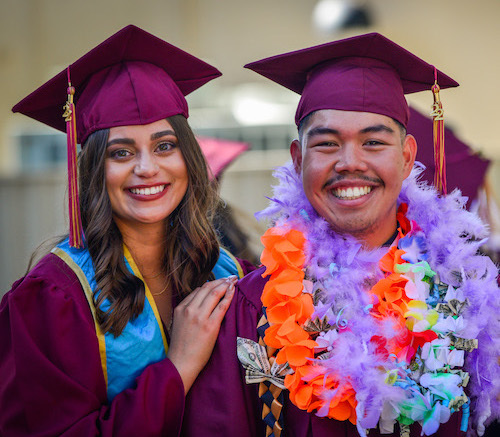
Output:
top-left (1, 0), bottom-right (499, 295)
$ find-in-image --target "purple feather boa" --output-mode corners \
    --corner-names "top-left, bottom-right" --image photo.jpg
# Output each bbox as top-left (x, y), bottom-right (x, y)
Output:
top-left (257, 161), bottom-right (500, 435)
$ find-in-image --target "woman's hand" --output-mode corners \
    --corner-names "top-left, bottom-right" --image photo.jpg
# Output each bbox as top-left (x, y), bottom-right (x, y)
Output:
top-left (166, 276), bottom-right (238, 394)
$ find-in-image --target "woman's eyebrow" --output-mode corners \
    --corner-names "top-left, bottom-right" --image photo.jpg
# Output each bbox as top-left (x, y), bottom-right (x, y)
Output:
top-left (106, 130), bottom-right (177, 147)
top-left (106, 138), bottom-right (135, 147)
top-left (151, 130), bottom-right (176, 141)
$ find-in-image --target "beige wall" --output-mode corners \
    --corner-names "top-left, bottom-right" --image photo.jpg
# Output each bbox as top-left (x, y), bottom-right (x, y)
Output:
top-left (1, 0), bottom-right (499, 293)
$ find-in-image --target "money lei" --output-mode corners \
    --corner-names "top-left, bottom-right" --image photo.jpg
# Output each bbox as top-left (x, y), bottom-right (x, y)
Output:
top-left (237, 337), bottom-right (292, 389)
top-left (241, 210), bottom-right (479, 436)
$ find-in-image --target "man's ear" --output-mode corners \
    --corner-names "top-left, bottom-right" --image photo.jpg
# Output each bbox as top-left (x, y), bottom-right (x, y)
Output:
top-left (290, 139), bottom-right (303, 174)
top-left (402, 134), bottom-right (417, 177)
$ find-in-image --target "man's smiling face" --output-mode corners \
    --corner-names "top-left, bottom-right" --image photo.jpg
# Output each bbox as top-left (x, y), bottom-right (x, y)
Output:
top-left (291, 109), bottom-right (416, 248)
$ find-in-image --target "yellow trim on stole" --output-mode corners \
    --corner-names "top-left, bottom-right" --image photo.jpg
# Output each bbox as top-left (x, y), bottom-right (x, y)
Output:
top-left (221, 247), bottom-right (245, 279)
top-left (51, 247), bottom-right (108, 388)
top-left (122, 245), bottom-right (169, 352)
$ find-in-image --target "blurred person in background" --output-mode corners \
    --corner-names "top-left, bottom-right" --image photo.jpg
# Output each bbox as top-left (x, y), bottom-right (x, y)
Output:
top-left (198, 136), bottom-right (261, 266)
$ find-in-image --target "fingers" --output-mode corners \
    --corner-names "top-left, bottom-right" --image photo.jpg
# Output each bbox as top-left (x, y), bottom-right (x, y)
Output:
top-left (197, 275), bottom-right (236, 319)
top-left (176, 285), bottom-right (201, 308)
top-left (173, 276), bottom-right (238, 325)
top-left (179, 275), bottom-right (238, 312)
top-left (177, 277), bottom-right (232, 305)
top-left (167, 275), bottom-right (239, 394)
top-left (208, 278), bottom-right (236, 323)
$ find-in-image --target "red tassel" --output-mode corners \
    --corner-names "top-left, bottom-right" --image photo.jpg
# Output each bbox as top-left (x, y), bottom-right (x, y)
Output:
top-left (63, 67), bottom-right (84, 248)
top-left (430, 68), bottom-right (447, 196)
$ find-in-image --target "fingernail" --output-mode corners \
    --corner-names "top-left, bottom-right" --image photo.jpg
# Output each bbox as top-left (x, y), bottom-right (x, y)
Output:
top-left (228, 283), bottom-right (235, 292)
top-left (226, 275), bottom-right (238, 282)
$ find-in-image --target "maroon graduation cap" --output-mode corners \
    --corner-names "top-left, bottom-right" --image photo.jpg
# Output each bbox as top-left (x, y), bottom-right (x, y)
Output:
top-left (12, 24), bottom-right (221, 144)
top-left (12, 24), bottom-right (222, 248)
top-left (244, 32), bottom-right (458, 128)
top-left (245, 32), bottom-right (460, 196)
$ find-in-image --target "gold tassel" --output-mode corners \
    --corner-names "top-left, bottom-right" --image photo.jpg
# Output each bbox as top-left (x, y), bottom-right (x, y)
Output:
top-left (62, 67), bottom-right (83, 248)
top-left (430, 68), bottom-right (447, 195)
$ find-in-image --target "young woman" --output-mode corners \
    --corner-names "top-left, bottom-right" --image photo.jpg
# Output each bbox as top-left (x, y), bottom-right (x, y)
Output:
top-left (0, 25), bottom-right (253, 436)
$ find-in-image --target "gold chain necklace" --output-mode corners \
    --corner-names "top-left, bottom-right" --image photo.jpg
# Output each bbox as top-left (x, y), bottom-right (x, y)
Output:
top-left (151, 283), bottom-right (168, 296)
top-left (142, 269), bottom-right (165, 279)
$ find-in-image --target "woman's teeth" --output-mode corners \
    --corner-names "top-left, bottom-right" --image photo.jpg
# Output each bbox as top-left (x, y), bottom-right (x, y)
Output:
top-left (130, 185), bottom-right (165, 196)
top-left (334, 186), bottom-right (372, 200)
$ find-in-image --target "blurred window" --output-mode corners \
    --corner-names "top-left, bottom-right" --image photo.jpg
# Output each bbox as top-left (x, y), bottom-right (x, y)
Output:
top-left (18, 132), bottom-right (69, 172)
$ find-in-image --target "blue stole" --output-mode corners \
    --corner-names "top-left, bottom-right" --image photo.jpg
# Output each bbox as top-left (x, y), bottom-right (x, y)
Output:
top-left (52, 238), bottom-right (243, 401)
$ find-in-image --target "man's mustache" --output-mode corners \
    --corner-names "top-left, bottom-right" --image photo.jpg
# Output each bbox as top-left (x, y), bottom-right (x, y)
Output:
top-left (323, 174), bottom-right (383, 190)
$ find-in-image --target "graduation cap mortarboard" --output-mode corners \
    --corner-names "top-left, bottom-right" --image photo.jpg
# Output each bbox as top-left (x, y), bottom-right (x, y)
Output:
top-left (12, 24), bottom-right (222, 248)
top-left (245, 32), bottom-right (458, 197)
top-left (12, 24), bottom-right (221, 144)
top-left (244, 32), bottom-right (458, 128)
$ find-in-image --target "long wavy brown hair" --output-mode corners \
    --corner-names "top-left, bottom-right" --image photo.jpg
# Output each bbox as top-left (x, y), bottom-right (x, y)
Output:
top-left (79, 114), bottom-right (220, 336)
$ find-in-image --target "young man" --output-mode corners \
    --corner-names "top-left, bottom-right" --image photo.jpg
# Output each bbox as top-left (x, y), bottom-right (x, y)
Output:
top-left (182, 33), bottom-right (499, 437)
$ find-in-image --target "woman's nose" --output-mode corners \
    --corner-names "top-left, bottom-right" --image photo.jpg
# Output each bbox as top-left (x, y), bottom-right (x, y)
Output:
top-left (134, 153), bottom-right (159, 177)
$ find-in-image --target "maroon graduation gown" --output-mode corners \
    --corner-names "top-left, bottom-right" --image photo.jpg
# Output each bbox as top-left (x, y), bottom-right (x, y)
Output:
top-left (182, 267), bottom-right (464, 437)
top-left (0, 253), bottom-right (183, 436)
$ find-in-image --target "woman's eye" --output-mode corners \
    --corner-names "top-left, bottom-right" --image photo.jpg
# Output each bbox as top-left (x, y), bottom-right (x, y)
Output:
top-left (109, 149), bottom-right (132, 159)
top-left (156, 141), bottom-right (175, 152)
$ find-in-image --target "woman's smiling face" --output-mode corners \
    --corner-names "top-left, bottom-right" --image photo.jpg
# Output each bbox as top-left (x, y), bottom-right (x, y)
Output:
top-left (105, 119), bottom-right (188, 230)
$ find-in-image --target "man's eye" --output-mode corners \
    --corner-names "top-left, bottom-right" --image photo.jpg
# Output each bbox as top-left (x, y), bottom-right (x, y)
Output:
top-left (365, 140), bottom-right (384, 146)
top-left (314, 141), bottom-right (338, 148)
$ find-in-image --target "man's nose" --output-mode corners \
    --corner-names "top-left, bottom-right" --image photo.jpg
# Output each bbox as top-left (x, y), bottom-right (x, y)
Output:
top-left (334, 144), bottom-right (368, 173)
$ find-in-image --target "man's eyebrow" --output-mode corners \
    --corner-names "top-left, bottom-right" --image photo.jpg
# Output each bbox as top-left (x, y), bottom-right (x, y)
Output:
top-left (305, 124), bottom-right (395, 141)
top-left (151, 130), bottom-right (176, 141)
top-left (360, 124), bottom-right (395, 134)
top-left (306, 126), bottom-right (340, 139)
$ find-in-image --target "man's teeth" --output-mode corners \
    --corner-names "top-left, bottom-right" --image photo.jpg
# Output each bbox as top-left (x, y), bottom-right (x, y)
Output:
top-left (130, 185), bottom-right (165, 196)
top-left (334, 186), bottom-right (372, 199)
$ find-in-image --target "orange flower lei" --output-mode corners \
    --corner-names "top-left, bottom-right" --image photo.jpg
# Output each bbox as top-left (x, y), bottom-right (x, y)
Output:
top-left (260, 204), bottom-right (440, 424)
top-left (260, 226), bottom-right (357, 422)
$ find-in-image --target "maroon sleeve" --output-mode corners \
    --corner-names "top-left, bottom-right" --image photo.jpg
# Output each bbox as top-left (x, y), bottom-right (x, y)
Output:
top-left (0, 254), bottom-right (185, 437)
top-left (235, 256), bottom-right (259, 276)
top-left (181, 268), bottom-right (267, 437)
